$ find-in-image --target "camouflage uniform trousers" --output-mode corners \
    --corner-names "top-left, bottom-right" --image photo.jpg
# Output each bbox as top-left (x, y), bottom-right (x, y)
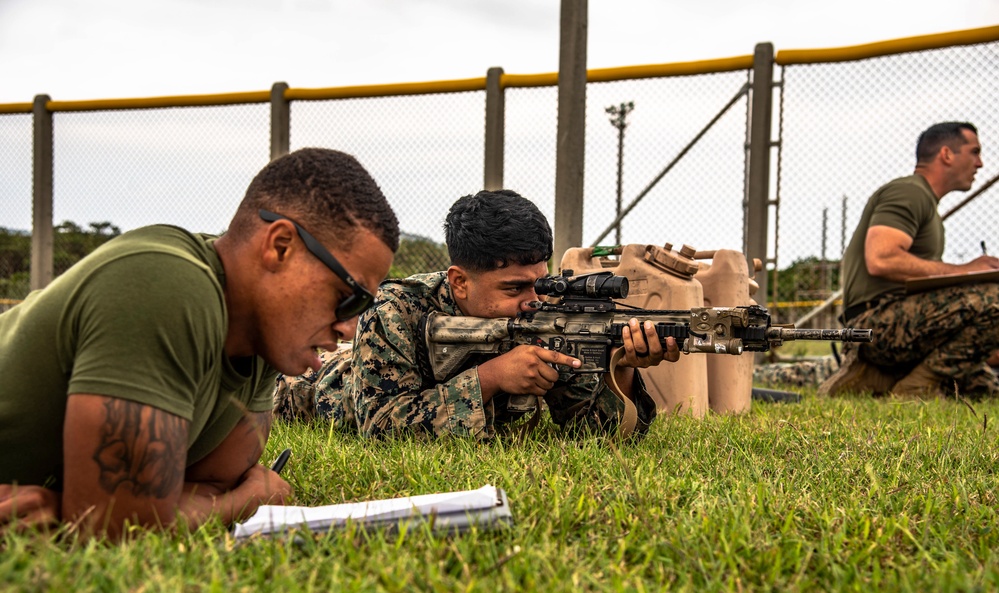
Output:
top-left (853, 282), bottom-right (999, 396)
top-left (272, 346), bottom-right (356, 428)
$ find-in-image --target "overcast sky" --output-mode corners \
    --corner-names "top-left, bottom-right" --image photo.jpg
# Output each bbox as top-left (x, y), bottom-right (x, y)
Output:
top-left (1, 0), bottom-right (997, 103)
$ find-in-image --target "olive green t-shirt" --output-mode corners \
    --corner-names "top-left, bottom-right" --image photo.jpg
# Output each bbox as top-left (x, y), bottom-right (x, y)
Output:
top-left (842, 174), bottom-right (944, 311)
top-left (0, 225), bottom-right (276, 488)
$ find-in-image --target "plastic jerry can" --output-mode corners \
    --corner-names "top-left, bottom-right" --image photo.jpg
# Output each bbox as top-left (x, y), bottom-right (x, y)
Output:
top-left (560, 243), bottom-right (709, 417)
top-left (693, 249), bottom-right (756, 414)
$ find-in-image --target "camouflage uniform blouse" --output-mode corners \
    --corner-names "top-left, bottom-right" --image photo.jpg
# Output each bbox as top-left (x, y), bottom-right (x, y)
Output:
top-left (273, 272), bottom-right (658, 439)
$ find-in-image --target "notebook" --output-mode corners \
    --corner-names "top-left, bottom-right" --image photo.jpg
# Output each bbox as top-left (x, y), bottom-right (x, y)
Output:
top-left (904, 269), bottom-right (999, 294)
top-left (232, 484), bottom-right (513, 538)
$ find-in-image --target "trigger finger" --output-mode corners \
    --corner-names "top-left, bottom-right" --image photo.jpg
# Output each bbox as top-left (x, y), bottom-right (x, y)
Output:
top-left (547, 350), bottom-right (581, 369)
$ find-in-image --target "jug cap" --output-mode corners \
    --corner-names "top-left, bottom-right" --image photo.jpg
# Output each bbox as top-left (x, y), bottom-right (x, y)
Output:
top-left (645, 244), bottom-right (699, 277)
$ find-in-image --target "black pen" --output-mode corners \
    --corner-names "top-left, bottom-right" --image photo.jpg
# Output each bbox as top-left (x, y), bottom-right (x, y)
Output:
top-left (982, 240), bottom-right (988, 256)
top-left (270, 448), bottom-right (292, 474)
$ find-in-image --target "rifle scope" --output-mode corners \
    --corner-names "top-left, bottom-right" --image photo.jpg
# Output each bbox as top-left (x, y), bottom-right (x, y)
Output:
top-left (535, 271), bottom-right (629, 300)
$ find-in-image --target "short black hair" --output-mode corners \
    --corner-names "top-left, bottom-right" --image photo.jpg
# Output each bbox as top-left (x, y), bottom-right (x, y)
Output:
top-left (230, 147), bottom-right (399, 252)
top-left (916, 122), bottom-right (978, 165)
top-left (444, 190), bottom-right (553, 272)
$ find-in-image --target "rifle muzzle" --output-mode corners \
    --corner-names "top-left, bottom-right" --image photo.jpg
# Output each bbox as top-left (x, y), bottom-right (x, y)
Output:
top-left (765, 327), bottom-right (873, 343)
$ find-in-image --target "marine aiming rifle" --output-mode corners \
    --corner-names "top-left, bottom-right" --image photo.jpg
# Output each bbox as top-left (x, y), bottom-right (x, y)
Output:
top-left (422, 270), bottom-right (873, 382)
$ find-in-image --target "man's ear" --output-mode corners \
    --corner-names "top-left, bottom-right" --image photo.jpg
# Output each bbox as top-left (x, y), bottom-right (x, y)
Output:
top-left (447, 265), bottom-right (470, 300)
top-left (940, 145), bottom-right (954, 165)
top-left (262, 220), bottom-right (296, 271)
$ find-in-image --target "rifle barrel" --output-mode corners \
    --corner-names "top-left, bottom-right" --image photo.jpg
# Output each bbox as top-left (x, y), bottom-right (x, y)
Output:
top-left (766, 327), bottom-right (873, 343)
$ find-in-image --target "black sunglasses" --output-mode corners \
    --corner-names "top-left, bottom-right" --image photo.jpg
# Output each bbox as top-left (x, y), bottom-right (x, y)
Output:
top-left (259, 209), bottom-right (375, 320)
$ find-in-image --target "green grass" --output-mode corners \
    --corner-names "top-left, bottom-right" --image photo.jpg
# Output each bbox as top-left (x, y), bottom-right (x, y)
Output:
top-left (5, 392), bottom-right (999, 592)
top-left (771, 341), bottom-right (839, 359)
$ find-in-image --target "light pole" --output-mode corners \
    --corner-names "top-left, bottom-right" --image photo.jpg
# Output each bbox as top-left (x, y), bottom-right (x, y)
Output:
top-left (606, 101), bottom-right (634, 245)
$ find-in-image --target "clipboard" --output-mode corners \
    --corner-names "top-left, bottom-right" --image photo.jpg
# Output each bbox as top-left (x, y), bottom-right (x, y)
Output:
top-left (232, 484), bottom-right (513, 538)
top-left (904, 269), bottom-right (999, 294)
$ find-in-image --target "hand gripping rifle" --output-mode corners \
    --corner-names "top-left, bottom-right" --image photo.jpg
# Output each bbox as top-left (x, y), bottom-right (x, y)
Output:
top-left (420, 271), bottom-right (872, 436)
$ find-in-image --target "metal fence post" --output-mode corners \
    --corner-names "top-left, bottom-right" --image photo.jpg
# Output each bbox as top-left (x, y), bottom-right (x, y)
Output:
top-left (553, 0), bottom-right (587, 262)
top-left (31, 94), bottom-right (53, 291)
top-left (484, 67), bottom-right (505, 191)
top-left (270, 82), bottom-right (290, 161)
top-left (745, 42), bottom-right (774, 306)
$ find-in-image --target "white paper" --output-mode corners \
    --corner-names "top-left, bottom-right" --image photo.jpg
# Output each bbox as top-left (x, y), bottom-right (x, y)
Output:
top-left (233, 484), bottom-right (508, 538)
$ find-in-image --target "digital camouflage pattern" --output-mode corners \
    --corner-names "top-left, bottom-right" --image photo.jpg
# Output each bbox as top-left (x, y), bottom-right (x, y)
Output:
top-left (273, 346), bottom-right (355, 428)
top-left (753, 356), bottom-right (837, 388)
top-left (754, 283), bottom-right (999, 395)
top-left (273, 271), bottom-right (657, 438)
top-left (850, 283), bottom-right (999, 396)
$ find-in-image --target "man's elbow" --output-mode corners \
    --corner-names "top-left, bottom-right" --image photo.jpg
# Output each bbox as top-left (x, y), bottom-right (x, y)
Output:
top-left (865, 261), bottom-right (886, 278)
top-left (864, 255), bottom-right (895, 279)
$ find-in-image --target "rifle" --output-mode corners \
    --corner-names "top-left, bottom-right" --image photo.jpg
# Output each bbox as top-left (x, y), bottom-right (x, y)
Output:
top-left (422, 270), bottom-right (872, 382)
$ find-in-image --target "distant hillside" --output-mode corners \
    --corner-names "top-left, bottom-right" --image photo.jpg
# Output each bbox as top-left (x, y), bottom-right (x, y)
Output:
top-left (391, 231), bottom-right (449, 278)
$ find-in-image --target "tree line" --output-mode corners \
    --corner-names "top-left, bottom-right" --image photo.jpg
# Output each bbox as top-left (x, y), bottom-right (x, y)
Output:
top-left (0, 223), bottom-right (451, 302)
top-left (1, 222), bottom-right (835, 306)
top-left (0, 221), bottom-right (123, 301)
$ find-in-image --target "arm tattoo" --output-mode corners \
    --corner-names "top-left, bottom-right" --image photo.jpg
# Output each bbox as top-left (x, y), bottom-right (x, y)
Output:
top-left (92, 399), bottom-right (186, 498)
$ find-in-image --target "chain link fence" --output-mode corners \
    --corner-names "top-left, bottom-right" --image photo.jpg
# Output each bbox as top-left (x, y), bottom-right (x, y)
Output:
top-left (0, 105), bottom-right (272, 311)
top-left (290, 93), bottom-right (485, 276)
top-left (51, 105), bottom-right (270, 233)
top-left (0, 113), bottom-right (31, 310)
top-left (1, 27), bottom-right (996, 320)
top-left (505, 72), bottom-right (750, 255)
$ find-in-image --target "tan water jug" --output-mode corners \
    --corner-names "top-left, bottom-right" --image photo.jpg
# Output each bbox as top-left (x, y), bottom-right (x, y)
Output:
top-left (560, 243), bottom-right (709, 417)
top-left (693, 249), bottom-right (756, 414)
